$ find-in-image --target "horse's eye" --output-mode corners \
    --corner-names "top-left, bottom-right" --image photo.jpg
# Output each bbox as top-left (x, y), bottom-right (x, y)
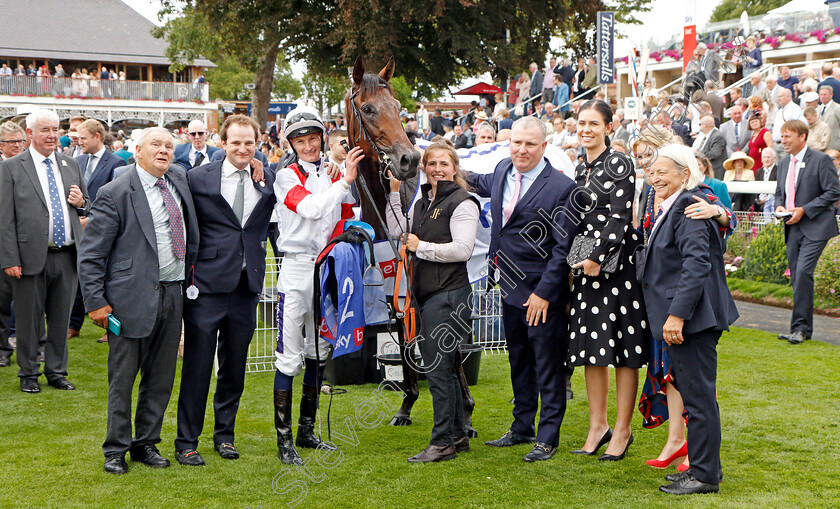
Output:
top-left (362, 104), bottom-right (374, 115)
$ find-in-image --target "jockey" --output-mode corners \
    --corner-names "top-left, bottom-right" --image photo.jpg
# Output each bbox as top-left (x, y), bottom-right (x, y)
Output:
top-left (272, 106), bottom-right (364, 465)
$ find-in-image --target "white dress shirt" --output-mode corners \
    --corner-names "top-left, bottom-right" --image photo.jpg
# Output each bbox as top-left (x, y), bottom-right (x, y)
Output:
top-left (189, 145), bottom-right (209, 167)
top-left (29, 147), bottom-right (73, 246)
top-left (789, 146), bottom-right (808, 188)
top-left (136, 166), bottom-right (186, 281)
top-left (84, 146), bottom-right (107, 183)
top-left (772, 102), bottom-right (803, 142)
top-left (220, 158), bottom-right (260, 227)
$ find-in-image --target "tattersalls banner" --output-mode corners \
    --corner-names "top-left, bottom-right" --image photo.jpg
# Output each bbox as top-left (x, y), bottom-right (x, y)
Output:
top-left (597, 11), bottom-right (615, 85)
top-left (683, 0), bottom-right (697, 71)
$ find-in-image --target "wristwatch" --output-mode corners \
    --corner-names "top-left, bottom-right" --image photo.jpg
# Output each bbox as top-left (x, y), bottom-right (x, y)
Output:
top-left (712, 206), bottom-right (722, 219)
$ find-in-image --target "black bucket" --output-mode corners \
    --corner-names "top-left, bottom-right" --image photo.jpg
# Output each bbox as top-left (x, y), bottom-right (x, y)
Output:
top-left (376, 353), bottom-right (424, 384)
top-left (460, 343), bottom-right (483, 386)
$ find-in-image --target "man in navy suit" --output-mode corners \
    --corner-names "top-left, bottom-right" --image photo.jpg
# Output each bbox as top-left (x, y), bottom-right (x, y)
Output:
top-left (173, 120), bottom-right (221, 170)
top-left (774, 120), bottom-right (840, 344)
top-left (467, 116), bottom-right (579, 462)
top-left (174, 115), bottom-right (277, 465)
top-left (68, 119), bottom-right (126, 341)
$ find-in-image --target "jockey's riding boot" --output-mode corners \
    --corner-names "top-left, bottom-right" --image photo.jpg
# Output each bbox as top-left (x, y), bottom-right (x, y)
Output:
top-left (274, 389), bottom-right (303, 465)
top-left (296, 384), bottom-right (338, 451)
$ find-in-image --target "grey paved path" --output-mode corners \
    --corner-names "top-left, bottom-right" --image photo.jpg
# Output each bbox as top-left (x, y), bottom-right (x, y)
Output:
top-left (732, 300), bottom-right (840, 347)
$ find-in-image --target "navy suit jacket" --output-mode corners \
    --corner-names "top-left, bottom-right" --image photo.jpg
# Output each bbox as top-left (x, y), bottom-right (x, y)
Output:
top-left (174, 143), bottom-right (222, 170)
top-left (469, 158), bottom-right (579, 307)
top-left (642, 188), bottom-right (739, 342)
top-left (186, 160), bottom-right (277, 295)
top-left (76, 150), bottom-right (126, 200)
top-left (209, 147), bottom-right (269, 167)
top-left (774, 147), bottom-right (840, 242)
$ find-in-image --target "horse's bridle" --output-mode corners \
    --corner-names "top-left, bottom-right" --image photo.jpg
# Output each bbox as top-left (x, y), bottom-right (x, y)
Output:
top-left (348, 85), bottom-right (398, 181)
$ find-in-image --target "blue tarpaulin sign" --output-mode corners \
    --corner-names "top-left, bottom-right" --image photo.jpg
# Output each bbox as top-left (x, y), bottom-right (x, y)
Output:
top-left (597, 11), bottom-right (615, 85)
top-left (247, 102), bottom-right (296, 117)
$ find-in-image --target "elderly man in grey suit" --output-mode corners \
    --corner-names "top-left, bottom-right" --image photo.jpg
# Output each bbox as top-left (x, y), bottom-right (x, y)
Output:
top-left (0, 109), bottom-right (89, 394)
top-left (817, 85), bottom-right (840, 150)
top-left (719, 104), bottom-right (750, 159)
top-left (78, 127), bottom-right (199, 475)
top-left (696, 115), bottom-right (727, 178)
top-left (774, 120), bottom-right (840, 345)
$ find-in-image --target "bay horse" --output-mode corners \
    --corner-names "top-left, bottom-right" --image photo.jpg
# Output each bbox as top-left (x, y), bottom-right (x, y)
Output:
top-left (345, 56), bottom-right (478, 437)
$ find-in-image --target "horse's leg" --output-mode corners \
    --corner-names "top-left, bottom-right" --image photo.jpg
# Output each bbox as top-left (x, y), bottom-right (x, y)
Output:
top-left (389, 323), bottom-right (418, 426)
top-left (454, 348), bottom-right (478, 438)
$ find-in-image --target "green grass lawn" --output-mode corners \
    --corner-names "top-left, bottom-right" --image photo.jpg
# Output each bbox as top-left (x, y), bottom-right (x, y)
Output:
top-left (1, 321), bottom-right (839, 508)
top-left (728, 278), bottom-right (794, 303)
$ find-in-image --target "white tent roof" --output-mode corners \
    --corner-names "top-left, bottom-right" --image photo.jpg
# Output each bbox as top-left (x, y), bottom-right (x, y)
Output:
top-left (768, 0), bottom-right (829, 15)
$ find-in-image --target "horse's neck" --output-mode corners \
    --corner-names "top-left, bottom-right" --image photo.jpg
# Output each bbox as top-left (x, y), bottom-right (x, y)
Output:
top-left (358, 159), bottom-right (388, 239)
top-left (357, 159), bottom-right (419, 240)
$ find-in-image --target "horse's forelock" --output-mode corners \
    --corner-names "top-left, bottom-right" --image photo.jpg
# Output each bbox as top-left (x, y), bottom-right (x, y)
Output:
top-left (357, 73), bottom-right (393, 99)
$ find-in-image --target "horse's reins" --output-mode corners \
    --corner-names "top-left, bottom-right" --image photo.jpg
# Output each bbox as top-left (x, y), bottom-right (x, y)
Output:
top-left (347, 85), bottom-right (419, 341)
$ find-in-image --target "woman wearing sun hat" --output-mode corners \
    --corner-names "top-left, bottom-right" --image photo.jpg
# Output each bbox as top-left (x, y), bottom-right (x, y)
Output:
top-left (722, 151), bottom-right (755, 211)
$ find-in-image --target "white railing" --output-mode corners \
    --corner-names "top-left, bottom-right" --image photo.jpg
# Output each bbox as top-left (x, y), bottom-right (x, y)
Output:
top-left (245, 258), bottom-right (507, 374)
top-left (0, 75), bottom-right (209, 103)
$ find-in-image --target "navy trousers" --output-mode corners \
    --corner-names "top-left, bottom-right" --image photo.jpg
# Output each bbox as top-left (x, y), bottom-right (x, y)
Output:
top-left (667, 327), bottom-right (722, 484)
top-left (502, 301), bottom-right (568, 447)
top-left (175, 271), bottom-right (258, 451)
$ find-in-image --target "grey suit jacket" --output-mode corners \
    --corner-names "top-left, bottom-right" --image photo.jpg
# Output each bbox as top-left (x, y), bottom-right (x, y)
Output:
top-left (719, 118), bottom-right (750, 155)
top-left (818, 101), bottom-right (840, 150)
top-left (774, 148), bottom-right (840, 242)
top-left (0, 149), bottom-right (90, 274)
top-left (77, 164), bottom-right (199, 338)
top-left (700, 129), bottom-right (727, 179)
top-left (706, 92), bottom-right (725, 123)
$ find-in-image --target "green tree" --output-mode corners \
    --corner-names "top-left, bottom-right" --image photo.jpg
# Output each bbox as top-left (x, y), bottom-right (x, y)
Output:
top-left (157, 0), bottom-right (651, 120)
top-left (302, 69), bottom-right (348, 117)
top-left (709, 0), bottom-right (790, 23)
top-left (391, 76), bottom-right (417, 112)
top-left (204, 56), bottom-right (254, 101)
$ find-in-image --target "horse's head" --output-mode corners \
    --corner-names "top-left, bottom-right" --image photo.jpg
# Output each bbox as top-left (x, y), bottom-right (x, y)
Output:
top-left (346, 56), bottom-right (419, 181)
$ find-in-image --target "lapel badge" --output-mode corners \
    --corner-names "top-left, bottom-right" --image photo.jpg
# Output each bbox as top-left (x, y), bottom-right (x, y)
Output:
top-left (798, 162), bottom-right (806, 169)
top-left (61, 159), bottom-right (68, 167)
top-left (259, 180), bottom-right (266, 187)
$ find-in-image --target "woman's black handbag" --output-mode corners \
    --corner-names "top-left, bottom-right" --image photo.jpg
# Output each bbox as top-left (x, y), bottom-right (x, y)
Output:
top-left (567, 234), bottom-right (622, 275)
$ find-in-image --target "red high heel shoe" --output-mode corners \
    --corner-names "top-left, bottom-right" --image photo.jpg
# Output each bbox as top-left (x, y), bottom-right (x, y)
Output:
top-left (645, 442), bottom-right (687, 468)
top-left (676, 461), bottom-right (690, 472)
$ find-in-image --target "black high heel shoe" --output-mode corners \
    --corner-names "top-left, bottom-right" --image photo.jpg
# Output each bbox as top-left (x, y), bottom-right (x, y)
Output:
top-left (571, 428), bottom-right (612, 455)
top-left (598, 433), bottom-right (634, 461)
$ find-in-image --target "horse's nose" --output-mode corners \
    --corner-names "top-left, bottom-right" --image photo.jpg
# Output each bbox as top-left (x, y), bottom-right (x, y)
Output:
top-left (400, 149), bottom-right (420, 177)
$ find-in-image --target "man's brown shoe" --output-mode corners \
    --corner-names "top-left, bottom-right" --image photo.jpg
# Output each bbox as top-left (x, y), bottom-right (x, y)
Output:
top-left (67, 329), bottom-right (80, 340)
top-left (407, 444), bottom-right (456, 463)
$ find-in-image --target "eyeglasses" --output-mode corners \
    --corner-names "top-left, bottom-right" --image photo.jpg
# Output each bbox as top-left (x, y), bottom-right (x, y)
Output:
top-left (0, 139), bottom-right (25, 145)
top-left (188, 131), bottom-right (206, 137)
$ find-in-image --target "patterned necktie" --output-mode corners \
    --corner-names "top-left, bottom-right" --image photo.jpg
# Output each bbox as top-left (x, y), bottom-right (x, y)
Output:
top-left (503, 171), bottom-right (523, 224)
top-left (734, 123), bottom-right (740, 144)
top-left (194, 152), bottom-right (205, 167)
top-left (233, 169), bottom-right (247, 225)
top-left (154, 177), bottom-right (186, 260)
top-left (44, 158), bottom-right (65, 248)
top-left (786, 156), bottom-right (797, 210)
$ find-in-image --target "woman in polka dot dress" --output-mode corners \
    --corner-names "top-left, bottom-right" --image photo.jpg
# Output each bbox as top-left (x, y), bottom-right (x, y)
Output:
top-left (568, 100), bottom-right (648, 461)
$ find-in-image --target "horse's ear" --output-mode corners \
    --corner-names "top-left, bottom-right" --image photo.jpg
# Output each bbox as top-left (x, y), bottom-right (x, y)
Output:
top-left (353, 56), bottom-right (365, 85)
top-left (378, 56), bottom-right (395, 82)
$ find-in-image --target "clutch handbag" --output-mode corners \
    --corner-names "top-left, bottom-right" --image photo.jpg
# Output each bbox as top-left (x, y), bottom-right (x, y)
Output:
top-left (567, 234), bottom-right (622, 275)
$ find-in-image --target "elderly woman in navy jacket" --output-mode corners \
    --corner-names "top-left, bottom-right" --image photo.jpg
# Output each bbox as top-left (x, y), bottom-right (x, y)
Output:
top-left (641, 144), bottom-right (739, 496)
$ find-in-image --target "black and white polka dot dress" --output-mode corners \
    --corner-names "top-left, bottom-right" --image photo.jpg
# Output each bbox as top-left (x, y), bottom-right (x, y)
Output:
top-left (567, 148), bottom-right (648, 369)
